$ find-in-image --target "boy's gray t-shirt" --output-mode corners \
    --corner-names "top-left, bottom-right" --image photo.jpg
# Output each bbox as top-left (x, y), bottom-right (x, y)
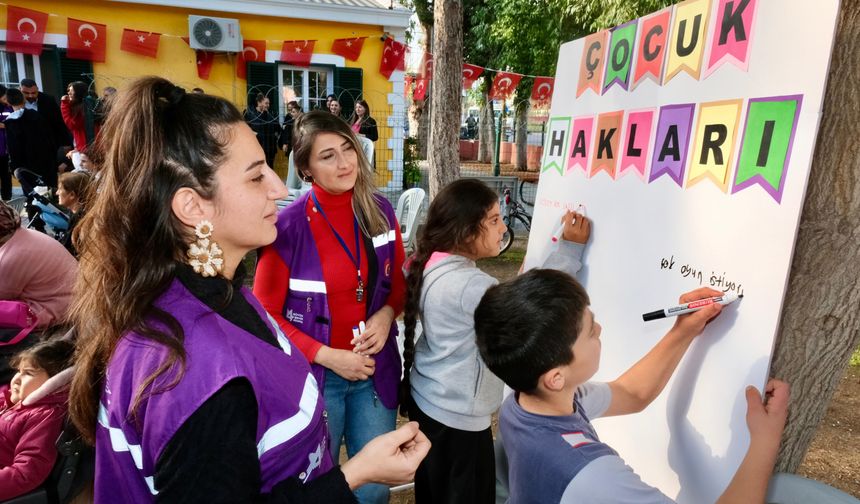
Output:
top-left (501, 382), bottom-right (675, 503)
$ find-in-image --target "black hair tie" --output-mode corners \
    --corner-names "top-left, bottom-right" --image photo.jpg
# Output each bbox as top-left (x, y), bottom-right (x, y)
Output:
top-left (168, 85), bottom-right (186, 105)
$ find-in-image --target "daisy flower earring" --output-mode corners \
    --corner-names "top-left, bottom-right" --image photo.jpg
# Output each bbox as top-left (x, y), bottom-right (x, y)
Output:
top-left (187, 220), bottom-right (223, 277)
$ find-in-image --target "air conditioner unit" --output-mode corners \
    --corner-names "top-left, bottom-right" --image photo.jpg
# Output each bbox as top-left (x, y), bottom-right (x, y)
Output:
top-left (188, 15), bottom-right (242, 52)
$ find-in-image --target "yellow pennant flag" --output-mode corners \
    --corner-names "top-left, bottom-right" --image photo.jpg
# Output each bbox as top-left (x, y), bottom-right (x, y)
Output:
top-left (664, 0), bottom-right (712, 84)
top-left (687, 99), bottom-right (743, 191)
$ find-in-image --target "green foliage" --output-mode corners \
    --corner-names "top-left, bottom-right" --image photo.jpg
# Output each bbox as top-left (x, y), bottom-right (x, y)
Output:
top-left (403, 137), bottom-right (423, 187)
top-left (851, 346), bottom-right (860, 367)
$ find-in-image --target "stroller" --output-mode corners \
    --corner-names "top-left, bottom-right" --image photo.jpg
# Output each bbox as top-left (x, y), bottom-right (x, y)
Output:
top-left (12, 168), bottom-right (71, 236)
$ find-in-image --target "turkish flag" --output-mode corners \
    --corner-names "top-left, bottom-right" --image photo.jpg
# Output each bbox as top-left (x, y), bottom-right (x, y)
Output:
top-left (237, 40), bottom-right (266, 79)
top-left (379, 38), bottom-right (406, 79)
top-left (6, 6), bottom-right (49, 56)
top-left (67, 18), bottom-right (107, 62)
top-left (331, 37), bottom-right (365, 62)
top-left (531, 76), bottom-right (555, 103)
top-left (489, 71), bottom-right (523, 101)
top-left (420, 52), bottom-right (433, 80)
top-left (280, 40), bottom-right (315, 67)
top-left (413, 78), bottom-right (429, 101)
top-left (462, 63), bottom-right (484, 89)
top-left (196, 51), bottom-right (215, 80)
top-left (121, 29), bottom-right (161, 58)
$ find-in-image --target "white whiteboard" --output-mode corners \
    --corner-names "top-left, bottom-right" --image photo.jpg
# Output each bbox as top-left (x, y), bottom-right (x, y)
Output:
top-left (523, 0), bottom-right (840, 501)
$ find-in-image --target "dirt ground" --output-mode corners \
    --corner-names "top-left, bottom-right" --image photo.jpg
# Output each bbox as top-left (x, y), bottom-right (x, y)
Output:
top-left (390, 237), bottom-right (860, 502)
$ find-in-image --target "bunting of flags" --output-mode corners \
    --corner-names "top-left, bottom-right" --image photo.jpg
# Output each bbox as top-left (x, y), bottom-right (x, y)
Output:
top-left (1, 3), bottom-right (557, 100)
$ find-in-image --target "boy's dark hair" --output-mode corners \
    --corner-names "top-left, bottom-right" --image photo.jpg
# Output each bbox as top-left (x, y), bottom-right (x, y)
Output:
top-left (6, 88), bottom-right (24, 106)
top-left (11, 339), bottom-right (75, 377)
top-left (475, 269), bottom-right (590, 393)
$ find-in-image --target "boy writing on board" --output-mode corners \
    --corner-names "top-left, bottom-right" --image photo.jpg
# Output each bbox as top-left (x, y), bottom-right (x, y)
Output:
top-left (475, 269), bottom-right (789, 503)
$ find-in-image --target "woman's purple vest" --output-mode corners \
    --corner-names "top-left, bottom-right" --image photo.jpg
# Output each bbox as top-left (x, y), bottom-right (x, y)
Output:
top-left (272, 191), bottom-right (402, 409)
top-left (95, 279), bottom-right (332, 501)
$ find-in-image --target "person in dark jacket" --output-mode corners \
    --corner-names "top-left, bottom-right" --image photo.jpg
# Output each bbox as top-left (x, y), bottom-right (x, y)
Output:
top-left (20, 78), bottom-right (72, 150)
top-left (244, 93), bottom-right (281, 168)
top-left (349, 99), bottom-right (378, 142)
top-left (279, 100), bottom-right (302, 159)
top-left (0, 85), bottom-right (14, 201)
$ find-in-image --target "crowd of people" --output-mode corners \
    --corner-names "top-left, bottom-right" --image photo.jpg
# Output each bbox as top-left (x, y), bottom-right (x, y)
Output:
top-left (0, 75), bottom-right (792, 504)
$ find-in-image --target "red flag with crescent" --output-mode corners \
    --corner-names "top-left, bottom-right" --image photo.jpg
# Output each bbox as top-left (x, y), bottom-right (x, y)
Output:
top-left (413, 78), bottom-right (429, 101)
top-left (6, 6), bottom-right (49, 56)
top-left (67, 18), bottom-right (107, 62)
top-left (331, 37), bottom-right (366, 62)
top-left (420, 52), bottom-right (434, 80)
top-left (237, 40), bottom-right (266, 79)
top-left (462, 63), bottom-right (484, 89)
top-left (196, 50), bottom-right (215, 80)
top-left (531, 76), bottom-right (555, 104)
top-left (379, 38), bottom-right (406, 79)
top-left (121, 29), bottom-right (161, 58)
top-left (489, 71), bottom-right (523, 100)
top-left (281, 40), bottom-right (316, 67)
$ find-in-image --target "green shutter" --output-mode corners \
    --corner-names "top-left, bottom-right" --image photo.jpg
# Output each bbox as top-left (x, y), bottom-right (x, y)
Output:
top-left (247, 61), bottom-right (279, 118)
top-left (58, 49), bottom-right (94, 90)
top-left (333, 67), bottom-right (363, 120)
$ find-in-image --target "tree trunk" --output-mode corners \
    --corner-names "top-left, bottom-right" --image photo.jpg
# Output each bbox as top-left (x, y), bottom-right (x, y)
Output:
top-left (478, 88), bottom-right (495, 163)
top-left (428, 0), bottom-right (463, 199)
top-left (771, 0), bottom-right (860, 472)
top-left (417, 24), bottom-right (433, 160)
top-left (514, 99), bottom-right (529, 171)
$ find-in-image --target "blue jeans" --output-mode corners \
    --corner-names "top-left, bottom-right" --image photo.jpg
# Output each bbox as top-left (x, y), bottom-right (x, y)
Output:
top-left (323, 369), bottom-right (397, 504)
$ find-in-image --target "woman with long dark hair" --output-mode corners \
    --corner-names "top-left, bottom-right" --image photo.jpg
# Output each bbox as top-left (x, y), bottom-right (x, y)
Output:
top-left (254, 110), bottom-right (406, 504)
top-left (349, 99), bottom-right (378, 142)
top-left (60, 81), bottom-right (95, 150)
top-left (69, 77), bottom-right (428, 502)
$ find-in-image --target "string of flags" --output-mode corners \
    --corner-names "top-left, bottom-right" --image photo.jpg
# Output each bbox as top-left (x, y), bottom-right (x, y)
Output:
top-left (4, 3), bottom-right (553, 103)
top-left (407, 50), bottom-right (555, 105)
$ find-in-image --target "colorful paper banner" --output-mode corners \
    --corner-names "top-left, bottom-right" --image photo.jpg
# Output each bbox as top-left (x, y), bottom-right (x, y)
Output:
top-left (590, 111), bottom-right (624, 178)
top-left (576, 31), bottom-right (609, 97)
top-left (705, 0), bottom-right (758, 77)
top-left (632, 8), bottom-right (671, 89)
top-left (567, 116), bottom-right (596, 174)
top-left (664, 0), bottom-right (712, 84)
top-left (649, 103), bottom-right (696, 186)
top-left (603, 21), bottom-right (638, 93)
top-left (732, 95), bottom-right (803, 202)
top-left (619, 109), bottom-right (656, 180)
top-left (542, 116), bottom-right (571, 176)
top-left (687, 99), bottom-right (743, 191)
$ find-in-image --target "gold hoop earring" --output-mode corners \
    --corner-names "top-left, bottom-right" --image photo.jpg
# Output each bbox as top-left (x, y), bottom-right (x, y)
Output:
top-left (187, 220), bottom-right (223, 277)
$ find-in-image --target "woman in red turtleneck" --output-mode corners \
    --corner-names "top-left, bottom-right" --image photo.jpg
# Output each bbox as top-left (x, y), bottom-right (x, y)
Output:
top-left (254, 111), bottom-right (405, 504)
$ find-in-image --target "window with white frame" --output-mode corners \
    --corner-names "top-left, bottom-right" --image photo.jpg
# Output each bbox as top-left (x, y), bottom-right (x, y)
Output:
top-left (279, 65), bottom-right (332, 120)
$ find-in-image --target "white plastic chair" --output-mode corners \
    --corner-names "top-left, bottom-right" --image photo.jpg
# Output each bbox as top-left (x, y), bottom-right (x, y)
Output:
top-left (284, 152), bottom-right (312, 203)
top-left (357, 135), bottom-right (375, 166)
top-left (396, 188), bottom-right (425, 253)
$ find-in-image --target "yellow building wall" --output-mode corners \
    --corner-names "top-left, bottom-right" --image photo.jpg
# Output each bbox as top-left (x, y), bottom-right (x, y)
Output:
top-left (4, 1), bottom-right (400, 185)
top-left (5, 1), bottom-right (391, 107)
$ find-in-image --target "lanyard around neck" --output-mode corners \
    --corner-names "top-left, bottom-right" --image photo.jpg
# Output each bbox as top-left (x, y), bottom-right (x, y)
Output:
top-left (310, 191), bottom-right (365, 302)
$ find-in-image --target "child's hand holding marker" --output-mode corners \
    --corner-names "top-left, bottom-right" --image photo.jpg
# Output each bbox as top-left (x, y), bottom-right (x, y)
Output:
top-left (550, 205), bottom-right (590, 244)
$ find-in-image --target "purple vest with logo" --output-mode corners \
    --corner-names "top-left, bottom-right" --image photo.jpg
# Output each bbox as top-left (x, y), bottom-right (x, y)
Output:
top-left (272, 191), bottom-right (401, 409)
top-left (94, 279), bottom-right (332, 501)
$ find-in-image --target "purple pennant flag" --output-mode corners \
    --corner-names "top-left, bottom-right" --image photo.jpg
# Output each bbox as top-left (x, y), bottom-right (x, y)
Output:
top-left (648, 103), bottom-right (696, 186)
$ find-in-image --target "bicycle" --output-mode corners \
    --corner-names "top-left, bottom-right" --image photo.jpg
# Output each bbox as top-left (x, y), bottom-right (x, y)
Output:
top-left (499, 186), bottom-right (532, 254)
